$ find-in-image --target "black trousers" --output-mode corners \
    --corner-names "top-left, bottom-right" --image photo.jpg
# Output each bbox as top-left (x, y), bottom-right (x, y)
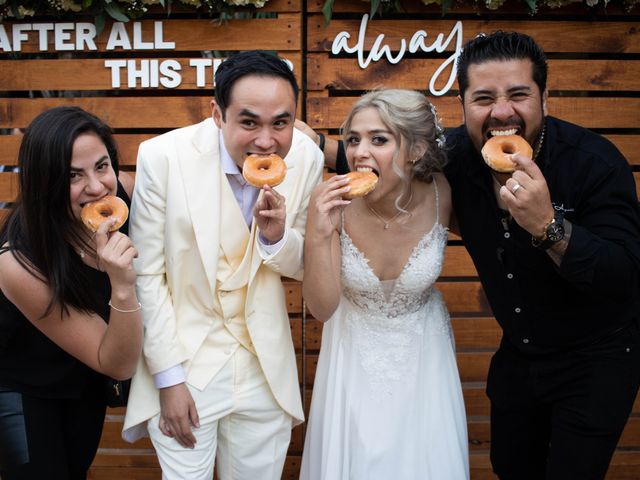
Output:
top-left (487, 321), bottom-right (640, 480)
top-left (0, 389), bottom-right (106, 480)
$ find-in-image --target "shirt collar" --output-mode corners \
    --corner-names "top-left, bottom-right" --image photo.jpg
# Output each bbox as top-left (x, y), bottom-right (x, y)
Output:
top-left (219, 131), bottom-right (243, 176)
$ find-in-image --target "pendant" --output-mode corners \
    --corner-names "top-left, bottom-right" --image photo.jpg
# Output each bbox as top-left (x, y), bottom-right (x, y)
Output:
top-left (384, 223), bottom-right (390, 230)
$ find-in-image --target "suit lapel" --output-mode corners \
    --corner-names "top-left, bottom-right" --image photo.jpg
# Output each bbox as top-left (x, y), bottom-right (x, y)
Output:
top-left (179, 119), bottom-right (222, 297)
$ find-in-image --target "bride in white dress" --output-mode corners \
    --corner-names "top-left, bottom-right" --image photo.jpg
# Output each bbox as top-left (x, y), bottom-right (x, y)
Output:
top-left (300, 89), bottom-right (469, 480)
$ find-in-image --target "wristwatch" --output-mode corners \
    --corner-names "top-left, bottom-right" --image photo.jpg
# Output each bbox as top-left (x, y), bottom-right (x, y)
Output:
top-left (531, 211), bottom-right (565, 250)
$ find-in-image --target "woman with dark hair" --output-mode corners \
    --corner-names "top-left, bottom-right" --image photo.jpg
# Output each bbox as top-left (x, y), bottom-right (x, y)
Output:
top-left (0, 106), bottom-right (143, 479)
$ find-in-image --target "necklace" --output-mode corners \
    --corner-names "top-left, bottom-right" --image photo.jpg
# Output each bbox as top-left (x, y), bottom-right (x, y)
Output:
top-left (533, 124), bottom-right (546, 163)
top-left (365, 188), bottom-right (414, 230)
top-left (77, 232), bottom-right (96, 261)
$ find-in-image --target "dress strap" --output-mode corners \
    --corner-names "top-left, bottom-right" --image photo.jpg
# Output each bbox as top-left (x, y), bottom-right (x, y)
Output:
top-left (433, 175), bottom-right (440, 225)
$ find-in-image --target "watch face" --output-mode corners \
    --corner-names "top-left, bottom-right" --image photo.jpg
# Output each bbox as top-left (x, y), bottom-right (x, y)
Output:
top-left (547, 223), bottom-right (565, 242)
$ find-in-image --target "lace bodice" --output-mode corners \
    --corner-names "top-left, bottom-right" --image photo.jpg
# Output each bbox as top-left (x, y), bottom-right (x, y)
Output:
top-left (340, 223), bottom-right (448, 318)
top-left (337, 181), bottom-right (453, 393)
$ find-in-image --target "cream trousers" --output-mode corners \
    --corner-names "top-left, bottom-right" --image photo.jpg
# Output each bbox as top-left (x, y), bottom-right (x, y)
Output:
top-left (147, 347), bottom-right (293, 480)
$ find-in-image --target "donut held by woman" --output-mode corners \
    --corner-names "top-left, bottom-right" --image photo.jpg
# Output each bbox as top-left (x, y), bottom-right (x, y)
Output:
top-left (81, 195), bottom-right (129, 232)
top-left (343, 171), bottom-right (378, 199)
top-left (481, 135), bottom-right (533, 173)
top-left (242, 153), bottom-right (287, 187)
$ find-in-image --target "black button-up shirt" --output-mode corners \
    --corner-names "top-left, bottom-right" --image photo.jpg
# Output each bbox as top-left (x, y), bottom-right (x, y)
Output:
top-left (445, 116), bottom-right (640, 355)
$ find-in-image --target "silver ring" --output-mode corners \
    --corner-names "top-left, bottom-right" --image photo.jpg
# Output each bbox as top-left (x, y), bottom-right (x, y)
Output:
top-left (511, 183), bottom-right (522, 194)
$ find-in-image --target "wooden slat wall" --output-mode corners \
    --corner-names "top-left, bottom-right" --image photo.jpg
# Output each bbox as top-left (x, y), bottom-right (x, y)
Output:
top-left (0, 1), bottom-right (306, 479)
top-left (0, 1), bottom-right (639, 478)
top-left (304, 1), bottom-right (640, 479)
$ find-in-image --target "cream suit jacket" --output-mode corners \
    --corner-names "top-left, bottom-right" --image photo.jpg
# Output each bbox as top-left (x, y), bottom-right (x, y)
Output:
top-left (122, 118), bottom-right (324, 442)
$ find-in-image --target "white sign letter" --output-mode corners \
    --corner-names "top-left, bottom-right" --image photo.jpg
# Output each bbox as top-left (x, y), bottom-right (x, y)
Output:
top-left (133, 22), bottom-right (153, 50)
top-left (0, 25), bottom-right (12, 52)
top-left (12, 24), bottom-right (31, 52)
top-left (154, 21), bottom-right (175, 49)
top-left (32, 23), bottom-right (54, 51)
top-left (105, 59), bottom-right (127, 88)
top-left (190, 58), bottom-right (212, 88)
top-left (159, 60), bottom-right (182, 88)
top-left (428, 21), bottom-right (463, 96)
top-left (76, 22), bottom-right (97, 51)
top-left (127, 59), bottom-right (150, 88)
top-left (54, 23), bottom-right (75, 51)
top-left (106, 23), bottom-right (132, 50)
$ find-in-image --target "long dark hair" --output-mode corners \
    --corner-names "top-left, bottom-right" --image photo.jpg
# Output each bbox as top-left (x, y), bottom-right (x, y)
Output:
top-left (0, 106), bottom-right (120, 316)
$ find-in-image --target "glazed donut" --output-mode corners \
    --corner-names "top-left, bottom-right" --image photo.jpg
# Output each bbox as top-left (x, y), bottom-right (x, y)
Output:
top-left (242, 154), bottom-right (287, 187)
top-left (343, 171), bottom-right (378, 199)
top-left (80, 195), bottom-right (129, 233)
top-left (481, 135), bottom-right (533, 173)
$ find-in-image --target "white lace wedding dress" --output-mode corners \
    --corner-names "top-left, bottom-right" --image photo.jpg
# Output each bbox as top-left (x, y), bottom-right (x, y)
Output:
top-left (300, 183), bottom-right (469, 480)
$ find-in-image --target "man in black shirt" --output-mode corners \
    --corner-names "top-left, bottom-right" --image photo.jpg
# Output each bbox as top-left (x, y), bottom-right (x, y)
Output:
top-left (302, 31), bottom-right (640, 480)
top-left (446, 32), bottom-right (640, 480)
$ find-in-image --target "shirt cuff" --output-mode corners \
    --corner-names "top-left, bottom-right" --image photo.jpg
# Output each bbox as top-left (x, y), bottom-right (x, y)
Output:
top-left (258, 228), bottom-right (288, 257)
top-left (153, 364), bottom-right (186, 389)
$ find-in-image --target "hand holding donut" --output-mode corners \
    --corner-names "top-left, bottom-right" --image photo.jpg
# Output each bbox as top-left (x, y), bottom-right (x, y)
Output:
top-left (482, 135), bottom-right (533, 173)
top-left (499, 154), bottom-right (555, 238)
top-left (94, 219), bottom-right (138, 289)
top-left (342, 171), bottom-right (378, 199)
top-left (254, 185), bottom-right (287, 244)
top-left (308, 175), bottom-right (352, 239)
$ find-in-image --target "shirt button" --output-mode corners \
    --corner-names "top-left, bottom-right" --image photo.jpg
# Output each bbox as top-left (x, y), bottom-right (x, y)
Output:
top-left (522, 338), bottom-right (530, 344)
top-left (504, 232), bottom-right (511, 239)
top-left (224, 349), bottom-right (231, 355)
top-left (514, 307), bottom-right (522, 313)
top-left (225, 317), bottom-right (232, 324)
top-left (507, 273), bottom-right (514, 279)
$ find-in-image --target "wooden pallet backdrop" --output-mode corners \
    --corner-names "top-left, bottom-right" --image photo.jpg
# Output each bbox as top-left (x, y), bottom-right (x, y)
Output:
top-left (303, 1), bottom-right (640, 479)
top-left (0, 0), bottom-right (639, 478)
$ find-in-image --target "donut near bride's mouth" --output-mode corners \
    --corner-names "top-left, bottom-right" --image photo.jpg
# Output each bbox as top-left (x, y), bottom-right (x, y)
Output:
top-left (343, 168), bottom-right (378, 199)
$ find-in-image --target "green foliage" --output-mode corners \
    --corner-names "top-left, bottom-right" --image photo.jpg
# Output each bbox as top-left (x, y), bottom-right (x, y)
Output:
top-left (321, 0), bottom-right (638, 22)
top-left (0, 0), bottom-right (270, 24)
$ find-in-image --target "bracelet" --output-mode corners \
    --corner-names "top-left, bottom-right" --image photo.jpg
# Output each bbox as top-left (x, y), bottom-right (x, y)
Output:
top-left (317, 133), bottom-right (325, 152)
top-left (108, 300), bottom-right (142, 313)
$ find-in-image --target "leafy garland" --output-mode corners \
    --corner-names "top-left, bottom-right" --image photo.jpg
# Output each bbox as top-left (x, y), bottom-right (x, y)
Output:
top-left (0, 0), bottom-right (270, 26)
top-left (323, 0), bottom-right (639, 22)
top-left (1, 0), bottom-right (636, 25)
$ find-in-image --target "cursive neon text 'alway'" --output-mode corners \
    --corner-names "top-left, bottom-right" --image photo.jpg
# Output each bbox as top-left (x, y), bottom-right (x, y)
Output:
top-left (331, 15), bottom-right (463, 97)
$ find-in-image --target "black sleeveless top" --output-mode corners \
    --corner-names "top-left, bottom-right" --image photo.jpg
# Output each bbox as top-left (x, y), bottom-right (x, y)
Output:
top-left (0, 183), bottom-right (131, 399)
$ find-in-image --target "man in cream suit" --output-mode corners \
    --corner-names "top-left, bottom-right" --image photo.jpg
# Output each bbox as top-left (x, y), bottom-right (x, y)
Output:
top-left (122, 51), bottom-right (324, 480)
